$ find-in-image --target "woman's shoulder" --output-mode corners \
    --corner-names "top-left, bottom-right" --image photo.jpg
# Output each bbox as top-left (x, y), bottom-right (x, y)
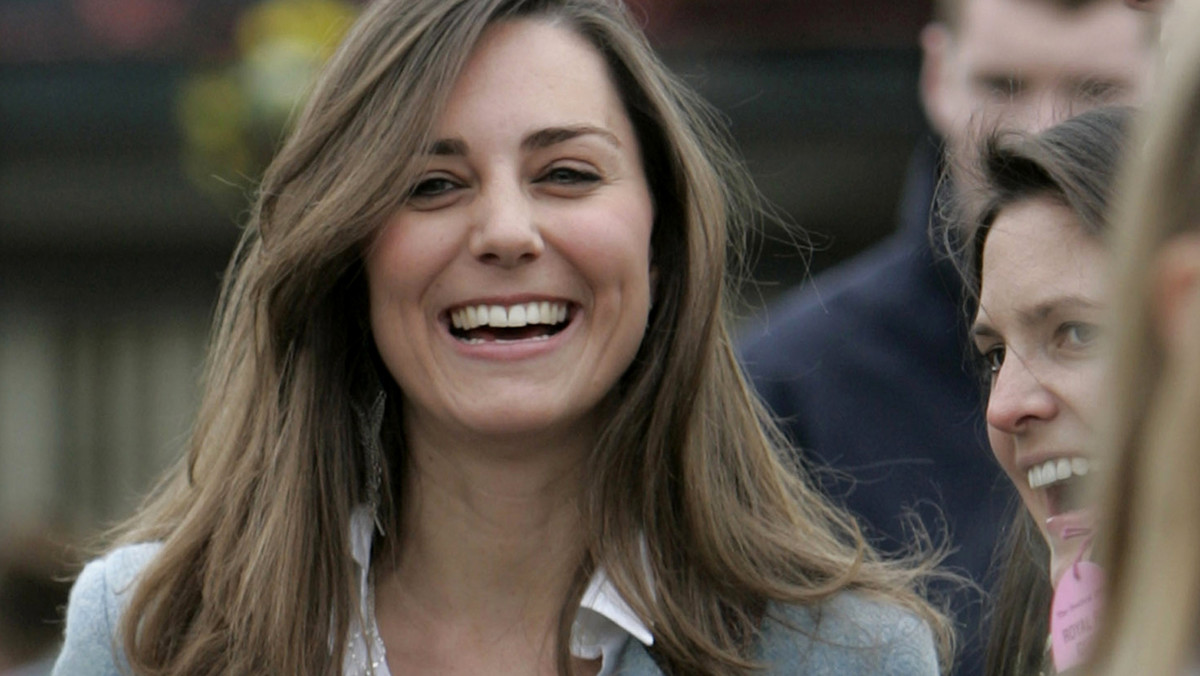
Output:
top-left (52, 542), bottom-right (163, 676)
top-left (758, 590), bottom-right (939, 675)
top-left (613, 591), bottom-right (940, 675)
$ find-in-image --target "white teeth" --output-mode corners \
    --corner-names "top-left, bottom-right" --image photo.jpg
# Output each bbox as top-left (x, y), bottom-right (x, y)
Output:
top-left (489, 305), bottom-right (508, 327)
top-left (450, 301), bottom-right (570, 331)
top-left (509, 304), bottom-right (527, 327)
top-left (1027, 457), bottom-right (1091, 490)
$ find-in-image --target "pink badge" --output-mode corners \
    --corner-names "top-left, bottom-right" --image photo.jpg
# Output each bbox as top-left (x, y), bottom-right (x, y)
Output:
top-left (1049, 560), bottom-right (1105, 673)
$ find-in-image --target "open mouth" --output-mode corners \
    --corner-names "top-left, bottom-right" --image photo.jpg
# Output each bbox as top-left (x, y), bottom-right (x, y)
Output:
top-left (447, 301), bottom-right (572, 344)
top-left (1028, 457), bottom-right (1091, 515)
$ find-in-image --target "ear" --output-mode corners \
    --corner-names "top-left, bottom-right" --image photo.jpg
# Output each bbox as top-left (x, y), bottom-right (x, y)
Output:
top-left (1153, 233), bottom-right (1200, 352)
top-left (919, 22), bottom-right (956, 139)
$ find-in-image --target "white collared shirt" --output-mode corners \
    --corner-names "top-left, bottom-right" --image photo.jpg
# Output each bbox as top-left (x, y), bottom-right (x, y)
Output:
top-left (342, 507), bottom-right (654, 676)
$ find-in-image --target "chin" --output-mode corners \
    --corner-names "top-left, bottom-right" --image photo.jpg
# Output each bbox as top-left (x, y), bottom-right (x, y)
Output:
top-left (456, 407), bottom-right (596, 441)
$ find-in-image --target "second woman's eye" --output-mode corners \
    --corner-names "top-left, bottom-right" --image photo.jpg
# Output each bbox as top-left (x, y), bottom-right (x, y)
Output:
top-left (977, 345), bottom-right (1006, 382)
top-left (1061, 322), bottom-right (1101, 348)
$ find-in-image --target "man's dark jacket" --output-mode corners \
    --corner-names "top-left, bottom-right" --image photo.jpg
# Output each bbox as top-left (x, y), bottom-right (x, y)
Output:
top-left (739, 140), bottom-right (1013, 676)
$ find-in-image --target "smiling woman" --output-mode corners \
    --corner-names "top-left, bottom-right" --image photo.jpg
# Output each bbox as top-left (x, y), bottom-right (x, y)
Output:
top-left (365, 20), bottom-right (655, 446)
top-left (52, 1), bottom-right (950, 675)
top-left (946, 105), bottom-right (1133, 676)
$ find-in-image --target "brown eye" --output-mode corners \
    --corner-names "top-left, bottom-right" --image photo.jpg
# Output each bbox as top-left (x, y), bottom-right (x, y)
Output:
top-left (409, 177), bottom-right (460, 199)
top-left (1061, 322), bottom-right (1100, 348)
top-left (978, 345), bottom-right (1005, 383)
top-left (538, 167), bottom-right (600, 185)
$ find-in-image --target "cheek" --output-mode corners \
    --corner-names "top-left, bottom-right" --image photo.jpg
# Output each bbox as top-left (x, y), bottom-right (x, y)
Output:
top-left (363, 262), bottom-right (406, 380)
top-left (986, 425), bottom-right (1034, 506)
top-left (366, 220), bottom-right (453, 306)
top-left (1080, 365), bottom-right (1104, 422)
top-left (565, 203), bottom-right (654, 288)
top-left (1068, 364), bottom-right (1107, 429)
top-left (986, 423), bottom-right (1016, 472)
top-left (364, 248), bottom-right (403, 333)
top-left (363, 224), bottom-right (442, 369)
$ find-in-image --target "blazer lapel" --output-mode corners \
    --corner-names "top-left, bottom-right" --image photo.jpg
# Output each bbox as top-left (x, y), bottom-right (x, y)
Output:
top-left (610, 639), bottom-right (665, 675)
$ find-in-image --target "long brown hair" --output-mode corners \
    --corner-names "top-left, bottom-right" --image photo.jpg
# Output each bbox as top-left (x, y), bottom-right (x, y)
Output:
top-left (113, 1), bottom-right (952, 673)
top-left (945, 106), bottom-right (1132, 676)
top-left (1087, 5), bottom-right (1200, 674)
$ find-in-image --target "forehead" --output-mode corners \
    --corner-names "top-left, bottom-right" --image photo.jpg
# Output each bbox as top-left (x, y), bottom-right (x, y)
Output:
top-left (978, 198), bottom-right (1107, 310)
top-left (956, 0), bottom-right (1151, 83)
top-left (436, 19), bottom-right (631, 139)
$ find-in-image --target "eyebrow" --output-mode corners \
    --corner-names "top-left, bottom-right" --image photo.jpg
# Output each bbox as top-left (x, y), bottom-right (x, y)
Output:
top-left (522, 125), bottom-right (621, 151)
top-left (970, 294), bottom-right (1105, 339)
top-left (427, 138), bottom-right (468, 156)
top-left (1063, 75), bottom-right (1131, 97)
top-left (421, 125), bottom-right (621, 157)
top-left (969, 320), bottom-right (1000, 342)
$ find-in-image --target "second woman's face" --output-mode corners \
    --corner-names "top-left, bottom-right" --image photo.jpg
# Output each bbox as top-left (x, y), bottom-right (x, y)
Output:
top-left (365, 19), bottom-right (655, 446)
top-left (972, 197), bottom-right (1108, 585)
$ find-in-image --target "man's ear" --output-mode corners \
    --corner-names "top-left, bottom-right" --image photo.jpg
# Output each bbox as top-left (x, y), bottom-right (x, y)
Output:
top-left (919, 22), bottom-right (955, 139)
top-left (1153, 233), bottom-right (1200, 351)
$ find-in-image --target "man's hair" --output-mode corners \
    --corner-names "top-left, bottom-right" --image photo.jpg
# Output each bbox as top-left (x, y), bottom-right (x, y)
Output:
top-left (934, 0), bottom-right (1108, 30)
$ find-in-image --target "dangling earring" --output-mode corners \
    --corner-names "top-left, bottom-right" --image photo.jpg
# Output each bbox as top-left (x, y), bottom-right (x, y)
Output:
top-left (354, 389), bottom-right (387, 534)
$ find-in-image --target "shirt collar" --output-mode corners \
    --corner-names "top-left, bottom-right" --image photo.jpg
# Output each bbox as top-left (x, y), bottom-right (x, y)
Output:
top-left (348, 506), bottom-right (654, 652)
top-left (579, 564), bottom-right (654, 647)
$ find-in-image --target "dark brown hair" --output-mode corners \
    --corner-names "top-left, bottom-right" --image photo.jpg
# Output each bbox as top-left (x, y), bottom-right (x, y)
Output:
top-left (950, 105), bottom-right (1132, 305)
top-left (934, 0), bottom-right (1112, 29)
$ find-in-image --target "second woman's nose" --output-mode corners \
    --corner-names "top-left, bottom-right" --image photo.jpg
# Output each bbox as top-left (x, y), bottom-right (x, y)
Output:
top-left (468, 181), bottom-right (545, 267)
top-left (986, 352), bottom-right (1060, 434)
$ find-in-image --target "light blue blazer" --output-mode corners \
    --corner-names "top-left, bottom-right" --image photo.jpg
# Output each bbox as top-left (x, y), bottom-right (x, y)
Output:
top-left (54, 544), bottom-right (940, 675)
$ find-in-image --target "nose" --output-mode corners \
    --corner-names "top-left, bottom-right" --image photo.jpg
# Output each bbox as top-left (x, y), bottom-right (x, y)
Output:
top-left (986, 351), bottom-right (1059, 434)
top-left (468, 182), bottom-right (544, 267)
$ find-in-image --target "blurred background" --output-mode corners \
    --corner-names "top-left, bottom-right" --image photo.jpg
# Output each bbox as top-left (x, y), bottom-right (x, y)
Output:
top-left (0, 0), bottom-right (933, 543)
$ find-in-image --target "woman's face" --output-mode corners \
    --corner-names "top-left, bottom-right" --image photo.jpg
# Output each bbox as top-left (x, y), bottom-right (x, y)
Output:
top-left (365, 19), bottom-right (655, 447)
top-left (972, 197), bottom-right (1108, 585)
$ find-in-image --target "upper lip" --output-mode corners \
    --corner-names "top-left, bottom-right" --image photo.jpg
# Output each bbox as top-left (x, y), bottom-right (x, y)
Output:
top-left (441, 295), bottom-right (575, 315)
top-left (1015, 451), bottom-right (1087, 473)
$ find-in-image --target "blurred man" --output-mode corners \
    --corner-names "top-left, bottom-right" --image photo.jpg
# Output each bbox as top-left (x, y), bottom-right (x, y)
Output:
top-left (739, 1), bottom-right (1154, 674)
